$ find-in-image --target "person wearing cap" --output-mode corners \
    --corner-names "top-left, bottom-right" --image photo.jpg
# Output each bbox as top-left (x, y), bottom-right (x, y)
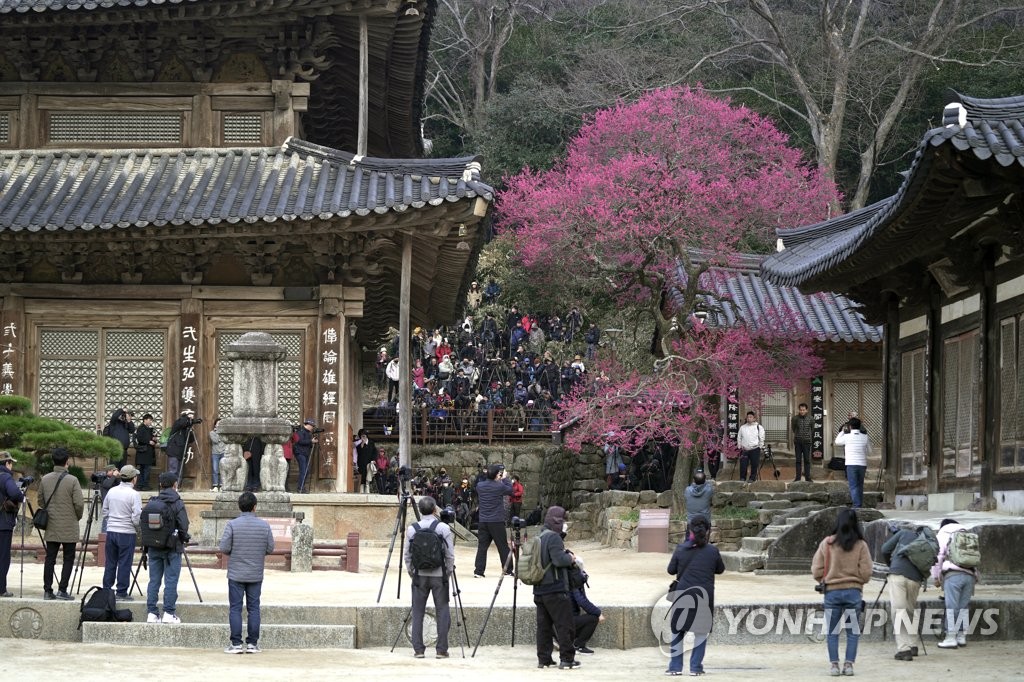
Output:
top-left (38, 448), bottom-right (84, 601)
top-left (165, 409), bottom-right (198, 479)
top-left (0, 451), bottom-right (26, 598)
top-left (293, 418), bottom-right (318, 494)
top-left (102, 464), bottom-right (142, 600)
top-left (473, 464), bottom-right (513, 578)
top-left (146, 472), bottom-right (191, 623)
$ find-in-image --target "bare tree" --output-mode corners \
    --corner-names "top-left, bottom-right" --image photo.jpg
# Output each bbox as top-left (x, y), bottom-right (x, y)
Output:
top-left (701, 0), bottom-right (1024, 208)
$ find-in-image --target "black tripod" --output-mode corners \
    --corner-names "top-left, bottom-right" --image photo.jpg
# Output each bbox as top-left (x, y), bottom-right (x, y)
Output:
top-left (298, 437), bottom-right (320, 494)
top-left (15, 482), bottom-right (45, 598)
top-left (175, 423), bottom-right (203, 489)
top-left (376, 478), bottom-right (420, 603)
top-left (71, 484), bottom-right (103, 595)
top-left (389, 525), bottom-right (471, 658)
top-left (472, 521), bottom-right (522, 656)
top-left (868, 568), bottom-right (929, 656)
top-left (129, 542), bottom-right (203, 602)
top-left (759, 444), bottom-right (781, 480)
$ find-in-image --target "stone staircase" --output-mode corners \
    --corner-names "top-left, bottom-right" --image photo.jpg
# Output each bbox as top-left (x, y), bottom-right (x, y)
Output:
top-left (717, 481), bottom-right (883, 573)
top-left (80, 603), bottom-right (356, 649)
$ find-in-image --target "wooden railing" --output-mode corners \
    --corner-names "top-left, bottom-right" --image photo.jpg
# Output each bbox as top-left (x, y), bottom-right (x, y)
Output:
top-left (362, 405), bottom-right (559, 446)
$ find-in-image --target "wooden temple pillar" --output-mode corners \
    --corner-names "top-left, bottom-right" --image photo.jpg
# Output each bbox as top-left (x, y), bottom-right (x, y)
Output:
top-left (319, 285), bottom-right (364, 493)
top-left (980, 248), bottom-right (998, 502)
top-left (925, 285), bottom-right (942, 494)
top-left (883, 293), bottom-right (900, 502)
top-left (398, 235), bottom-right (412, 468)
top-left (177, 297), bottom-right (205, 488)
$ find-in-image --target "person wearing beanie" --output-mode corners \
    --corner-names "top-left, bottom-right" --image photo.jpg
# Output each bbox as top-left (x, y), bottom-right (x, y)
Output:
top-left (534, 506), bottom-right (579, 670)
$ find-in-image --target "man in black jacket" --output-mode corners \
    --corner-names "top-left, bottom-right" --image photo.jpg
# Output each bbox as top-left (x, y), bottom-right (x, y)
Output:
top-left (473, 464), bottom-right (512, 578)
top-left (145, 472), bottom-right (190, 624)
top-left (534, 506), bottom-right (578, 670)
top-left (103, 408), bottom-right (136, 469)
top-left (165, 410), bottom-right (196, 479)
top-left (134, 414), bottom-right (157, 491)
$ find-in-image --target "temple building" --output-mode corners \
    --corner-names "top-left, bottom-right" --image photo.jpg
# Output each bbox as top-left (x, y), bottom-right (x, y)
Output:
top-left (0, 0), bottom-right (492, 491)
top-left (762, 94), bottom-right (1024, 512)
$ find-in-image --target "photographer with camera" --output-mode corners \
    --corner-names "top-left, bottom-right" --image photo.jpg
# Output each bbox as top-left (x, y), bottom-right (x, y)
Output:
top-left (353, 429), bottom-right (377, 494)
top-left (134, 414), bottom-right (157, 491)
top-left (404, 495), bottom-right (455, 659)
top-left (102, 408), bottom-right (136, 469)
top-left (102, 464), bottom-right (142, 600)
top-left (474, 464), bottom-right (512, 579)
top-left (293, 418), bottom-right (319, 495)
top-left (533, 506), bottom-right (578, 670)
top-left (165, 410), bottom-right (201, 479)
top-left (145, 472), bottom-right (191, 623)
top-left (0, 452), bottom-right (26, 598)
top-left (39, 447), bottom-right (84, 600)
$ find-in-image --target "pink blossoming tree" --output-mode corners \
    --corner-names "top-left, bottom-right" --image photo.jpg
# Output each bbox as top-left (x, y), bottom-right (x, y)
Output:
top-left (497, 86), bottom-right (839, 492)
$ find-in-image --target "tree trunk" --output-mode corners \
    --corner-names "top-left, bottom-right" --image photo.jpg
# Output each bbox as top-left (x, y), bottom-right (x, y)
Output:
top-left (670, 443), bottom-right (701, 515)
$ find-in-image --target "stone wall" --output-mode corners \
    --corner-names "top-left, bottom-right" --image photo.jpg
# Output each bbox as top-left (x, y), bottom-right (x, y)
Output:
top-left (410, 442), bottom-right (572, 511)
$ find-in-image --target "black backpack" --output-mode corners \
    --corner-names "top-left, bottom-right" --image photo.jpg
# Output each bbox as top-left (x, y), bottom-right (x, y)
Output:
top-left (409, 518), bottom-right (446, 573)
top-left (79, 586), bottom-right (132, 628)
top-left (140, 496), bottom-right (177, 550)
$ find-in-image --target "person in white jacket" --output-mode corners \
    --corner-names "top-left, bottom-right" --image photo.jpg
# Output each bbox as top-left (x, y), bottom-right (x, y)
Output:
top-left (736, 411), bottom-right (765, 483)
top-left (834, 417), bottom-right (869, 507)
top-left (930, 518), bottom-right (980, 648)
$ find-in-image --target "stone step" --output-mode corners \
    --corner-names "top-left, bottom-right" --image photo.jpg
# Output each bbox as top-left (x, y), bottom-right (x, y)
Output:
top-left (740, 535), bottom-right (775, 552)
top-left (761, 524), bottom-right (792, 538)
top-left (81, 622), bottom-right (355, 649)
top-left (720, 549), bottom-right (765, 572)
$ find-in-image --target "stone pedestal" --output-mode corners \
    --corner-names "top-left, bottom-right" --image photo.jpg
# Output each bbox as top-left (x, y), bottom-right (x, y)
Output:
top-left (199, 491), bottom-right (305, 546)
top-left (291, 523), bottom-right (314, 573)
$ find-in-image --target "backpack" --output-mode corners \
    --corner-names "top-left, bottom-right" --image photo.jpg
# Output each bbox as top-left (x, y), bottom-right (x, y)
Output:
top-left (408, 519), bottom-right (446, 573)
top-left (568, 563), bottom-right (588, 591)
top-left (896, 526), bottom-right (939, 575)
top-left (79, 586), bottom-right (132, 628)
top-left (140, 496), bottom-right (177, 550)
top-left (948, 529), bottom-right (981, 569)
top-left (517, 530), bottom-right (550, 585)
top-left (101, 424), bottom-right (111, 437)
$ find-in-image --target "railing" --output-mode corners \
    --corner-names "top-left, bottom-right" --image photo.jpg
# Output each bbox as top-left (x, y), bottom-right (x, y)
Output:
top-left (362, 405), bottom-right (558, 445)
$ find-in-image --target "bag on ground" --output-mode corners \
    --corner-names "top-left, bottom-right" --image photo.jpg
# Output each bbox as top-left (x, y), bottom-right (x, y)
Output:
top-left (408, 518), bottom-right (445, 573)
top-left (79, 587), bottom-right (118, 629)
top-left (140, 496), bottom-right (177, 550)
top-left (517, 530), bottom-right (549, 585)
top-left (948, 529), bottom-right (981, 569)
top-left (897, 526), bottom-right (939, 575)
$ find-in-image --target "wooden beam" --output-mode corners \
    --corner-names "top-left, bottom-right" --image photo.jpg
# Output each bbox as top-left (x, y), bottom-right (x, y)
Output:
top-left (926, 286), bottom-right (942, 494)
top-left (883, 293), bottom-right (900, 503)
top-left (357, 14), bottom-right (368, 158)
top-left (398, 234), bottom-right (412, 467)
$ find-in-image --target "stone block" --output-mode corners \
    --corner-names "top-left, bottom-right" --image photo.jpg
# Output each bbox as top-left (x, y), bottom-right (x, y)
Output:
top-left (720, 550), bottom-right (764, 572)
top-left (656, 491), bottom-right (674, 508)
top-left (741, 535), bottom-right (775, 552)
top-left (714, 481), bottom-right (748, 493)
top-left (759, 500), bottom-right (793, 510)
top-left (724, 492), bottom-right (755, 507)
top-left (638, 490), bottom-right (658, 504)
top-left (603, 490), bottom-right (641, 507)
top-left (291, 523), bottom-right (314, 573)
top-left (748, 481), bottom-right (786, 492)
top-left (82, 622), bottom-right (356, 649)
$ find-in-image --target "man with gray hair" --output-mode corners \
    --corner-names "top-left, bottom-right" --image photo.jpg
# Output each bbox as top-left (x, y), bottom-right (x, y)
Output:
top-left (102, 464), bottom-right (141, 600)
top-left (220, 491), bottom-right (274, 654)
top-left (404, 495), bottom-right (455, 659)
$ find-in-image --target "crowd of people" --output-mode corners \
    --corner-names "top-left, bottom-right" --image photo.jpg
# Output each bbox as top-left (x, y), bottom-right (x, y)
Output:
top-left (371, 299), bottom-right (607, 437)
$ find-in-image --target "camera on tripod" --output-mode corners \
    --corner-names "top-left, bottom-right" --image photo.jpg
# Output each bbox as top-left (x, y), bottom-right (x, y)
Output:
top-left (312, 427), bottom-right (325, 434)
top-left (440, 506), bottom-right (456, 524)
top-left (89, 471), bottom-right (107, 485)
top-left (510, 515), bottom-right (525, 529)
top-left (17, 475), bottom-right (33, 489)
top-left (191, 417), bottom-right (203, 424)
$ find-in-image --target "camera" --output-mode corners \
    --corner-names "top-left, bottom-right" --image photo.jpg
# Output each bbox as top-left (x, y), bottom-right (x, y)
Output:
top-left (440, 506), bottom-right (456, 524)
top-left (312, 427), bottom-right (325, 434)
top-left (17, 475), bottom-right (34, 489)
top-left (90, 471), bottom-right (107, 485)
top-left (191, 417), bottom-right (203, 424)
top-left (511, 515), bottom-right (524, 529)
top-left (815, 582), bottom-right (826, 594)
top-left (398, 465), bottom-right (412, 482)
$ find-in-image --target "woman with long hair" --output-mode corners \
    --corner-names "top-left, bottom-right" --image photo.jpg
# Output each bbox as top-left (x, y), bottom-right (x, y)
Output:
top-left (811, 508), bottom-right (873, 677)
top-left (665, 514), bottom-right (724, 676)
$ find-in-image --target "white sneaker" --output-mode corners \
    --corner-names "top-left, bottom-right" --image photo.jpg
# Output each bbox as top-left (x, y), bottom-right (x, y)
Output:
top-left (161, 612), bottom-right (181, 624)
top-left (224, 644), bottom-right (245, 654)
top-left (937, 635), bottom-right (959, 649)
top-left (956, 633), bottom-right (967, 646)
top-left (246, 643), bottom-right (262, 653)
top-left (146, 613), bottom-right (160, 623)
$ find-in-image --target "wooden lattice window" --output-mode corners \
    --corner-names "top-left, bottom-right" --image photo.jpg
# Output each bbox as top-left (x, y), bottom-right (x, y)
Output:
top-left (999, 316), bottom-right (1024, 471)
top-left (0, 112), bottom-right (9, 143)
top-left (899, 348), bottom-right (927, 480)
top-left (222, 113), bottom-right (264, 145)
top-left (942, 330), bottom-right (981, 478)
top-left (47, 112), bottom-right (184, 145)
top-left (831, 379), bottom-right (883, 458)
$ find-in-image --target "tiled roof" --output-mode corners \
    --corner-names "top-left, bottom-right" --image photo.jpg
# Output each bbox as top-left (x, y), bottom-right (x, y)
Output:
top-left (762, 93), bottom-right (1024, 287)
top-left (0, 138), bottom-right (493, 232)
top-left (699, 264), bottom-right (882, 344)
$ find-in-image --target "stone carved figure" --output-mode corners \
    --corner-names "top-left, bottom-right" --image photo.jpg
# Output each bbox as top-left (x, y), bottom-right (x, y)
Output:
top-left (220, 444), bottom-right (248, 492)
top-left (261, 443), bottom-right (287, 492)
